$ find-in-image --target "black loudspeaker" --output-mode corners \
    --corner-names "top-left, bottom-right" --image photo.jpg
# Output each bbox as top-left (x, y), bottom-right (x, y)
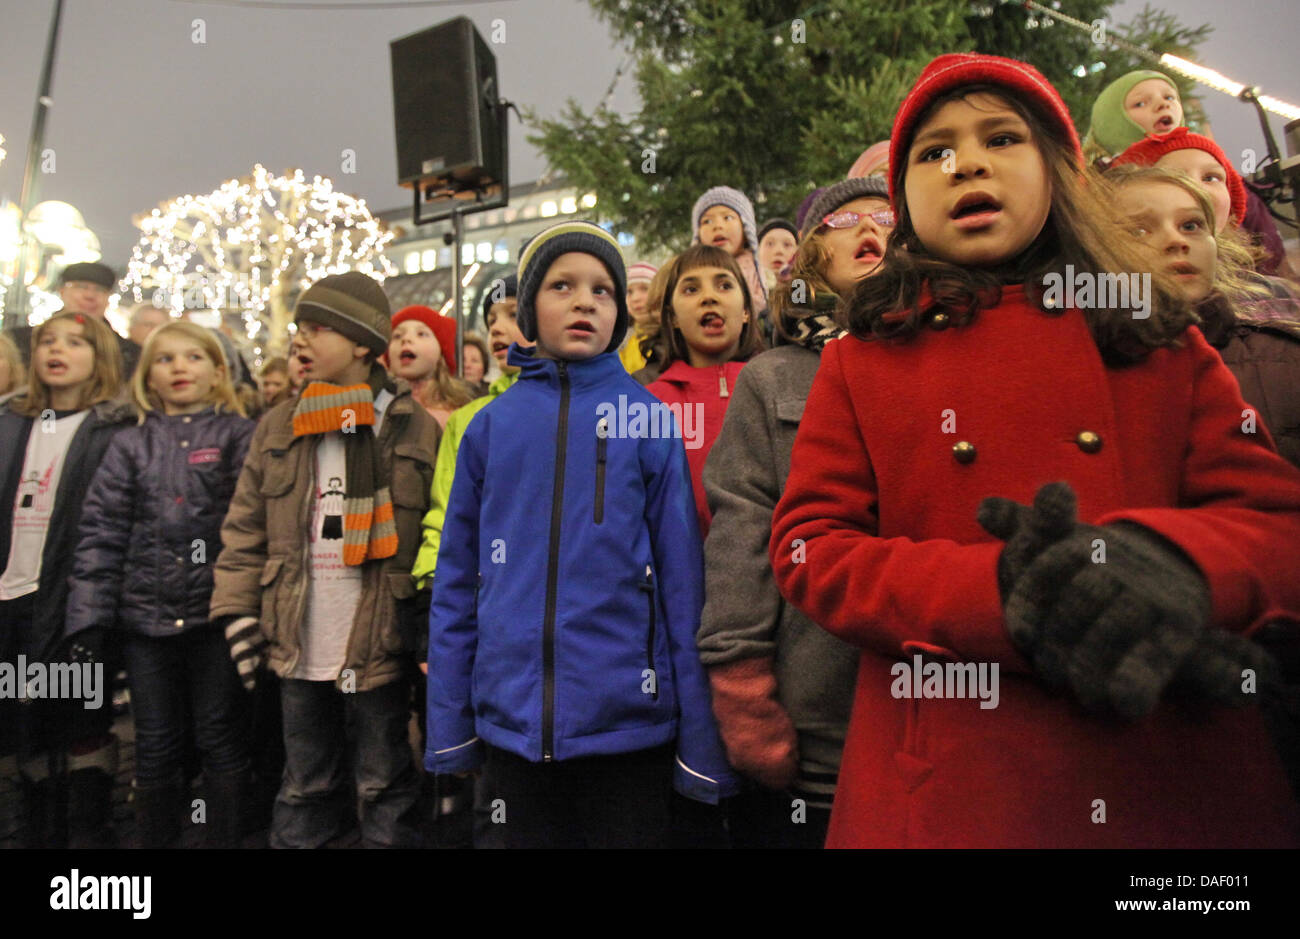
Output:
top-left (391, 17), bottom-right (503, 193)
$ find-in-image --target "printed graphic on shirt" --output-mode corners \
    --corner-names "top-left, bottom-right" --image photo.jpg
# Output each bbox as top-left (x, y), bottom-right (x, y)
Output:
top-left (319, 476), bottom-right (345, 542)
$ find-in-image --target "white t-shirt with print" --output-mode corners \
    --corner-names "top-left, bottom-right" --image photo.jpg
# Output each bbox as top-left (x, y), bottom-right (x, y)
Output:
top-left (1, 410), bottom-right (90, 600)
top-left (293, 389), bottom-right (392, 681)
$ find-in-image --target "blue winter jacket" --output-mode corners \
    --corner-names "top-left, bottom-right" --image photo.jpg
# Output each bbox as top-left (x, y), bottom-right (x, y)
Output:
top-left (426, 344), bottom-right (738, 804)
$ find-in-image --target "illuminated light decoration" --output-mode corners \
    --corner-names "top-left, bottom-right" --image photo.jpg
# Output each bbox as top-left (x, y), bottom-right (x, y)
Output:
top-left (475, 241), bottom-right (492, 263)
top-left (580, 193), bottom-right (597, 209)
top-left (121, 164), bottom-right (396, 356)
top-left (404, 251), bottom-right (421, 275)
top-left (1157, 54), bottom-right (1300, 121)
top-left (540, 200), bottom-right (558, 218)
top-left (421, 248), bottom-right (437, 271)
top-left (560, 196), bottom-right (577, 214)
top-left (1021, 0), bottom-right (1300, 122)
top-left (461, 243), bottom-right (475, 265)
top-left (461, 262), bottom-right (481, 288)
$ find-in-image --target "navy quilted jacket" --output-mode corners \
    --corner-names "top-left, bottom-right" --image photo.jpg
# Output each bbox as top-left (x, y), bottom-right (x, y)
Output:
top-left (67, 407), bottom-right (254, 638)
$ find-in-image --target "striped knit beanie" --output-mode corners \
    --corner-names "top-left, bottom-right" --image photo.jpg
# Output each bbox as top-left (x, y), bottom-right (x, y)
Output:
top-left (516, 220), bottom-right (629, 354)
top-left (294, 270), bottom-right (391, 356)
top-left (691, 186), bottom-right (759, 256)
top-left (627, 261), bottom-right (658, 285)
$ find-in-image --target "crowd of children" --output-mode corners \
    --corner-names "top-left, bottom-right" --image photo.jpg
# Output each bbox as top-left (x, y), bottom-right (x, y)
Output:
top-left (2, 50), bottom-right (1299, 850)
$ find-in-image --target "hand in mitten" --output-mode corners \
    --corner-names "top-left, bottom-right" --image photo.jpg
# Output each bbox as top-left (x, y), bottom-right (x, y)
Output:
top-left (1005, 519), bottom-right (1212, 720)
top-left (223, 615), bottom-right (268, 693)
top-left (397, 587), bottom-right (432, 659)
top-left (977, 480), bottom-right (1080, 604)
top-left (708, 657), bottom-right (799, 791)
top-left (1172, 626), bottom-right (1279, 707)
top-left (980, 482), bottom-right (1212, 719)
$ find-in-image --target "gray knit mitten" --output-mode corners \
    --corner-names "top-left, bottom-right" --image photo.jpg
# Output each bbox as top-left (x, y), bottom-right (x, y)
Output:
top-left (979, 483), bottom-right (1212, 719)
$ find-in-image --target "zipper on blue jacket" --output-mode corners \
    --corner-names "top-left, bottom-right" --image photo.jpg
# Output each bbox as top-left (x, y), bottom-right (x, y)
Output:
top-left (594, 418), bottom-right (608, 524)
top-left (638, 565), bottom-right (658, 702)
top-left (542, 361), bottom-right (570, 761)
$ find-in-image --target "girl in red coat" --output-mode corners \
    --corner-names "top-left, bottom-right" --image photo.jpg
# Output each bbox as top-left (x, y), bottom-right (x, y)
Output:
top-left (648, 245), bottom-right (765, 536)
top-left (769, 53), bottom-right (1300, 848)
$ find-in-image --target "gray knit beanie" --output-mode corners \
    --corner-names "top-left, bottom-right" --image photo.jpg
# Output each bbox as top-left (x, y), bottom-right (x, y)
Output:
top-left (516, 220), bottom-right (629, 354)
top-left (691, 186), bottom-right (759, 256)
top-left (800, 177), bottom-right (891, 238)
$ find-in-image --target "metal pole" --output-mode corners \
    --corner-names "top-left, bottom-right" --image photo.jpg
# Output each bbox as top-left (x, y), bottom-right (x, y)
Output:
top-left (450, 206), bottom-right (463, 373)
top-left (5, 0), bottom-right (66, 330)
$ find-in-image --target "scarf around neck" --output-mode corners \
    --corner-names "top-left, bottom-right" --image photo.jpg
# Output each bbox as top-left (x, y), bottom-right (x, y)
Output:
top-left (780, 288), bottom-right (845, 352)
top-left (292, 367), bottom-right (397, 565)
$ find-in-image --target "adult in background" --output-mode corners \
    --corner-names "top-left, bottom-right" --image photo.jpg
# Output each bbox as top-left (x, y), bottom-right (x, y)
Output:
top-left (127, 302), bottom-right (169, 346)
top-left (6, 262), bottom-right (141, 378)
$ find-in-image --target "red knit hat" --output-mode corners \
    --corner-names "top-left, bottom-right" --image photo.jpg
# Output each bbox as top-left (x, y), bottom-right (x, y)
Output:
top-left (391, 305), bottom-right (457, 375)
top-left (1108, 127), bottom-right (1248, 226)
top-left (889, 53), bottom-right (1084, 210)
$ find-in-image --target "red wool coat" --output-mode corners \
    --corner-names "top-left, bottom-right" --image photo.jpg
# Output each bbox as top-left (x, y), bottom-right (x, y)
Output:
top-left (648, 360), bottom-right (747, 537)
top-left (770, 285), bottom-right (1300, 848)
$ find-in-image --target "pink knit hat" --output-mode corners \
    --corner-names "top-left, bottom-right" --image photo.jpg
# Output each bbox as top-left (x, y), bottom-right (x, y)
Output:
top-left (627, 261), bottom-right (658, 284)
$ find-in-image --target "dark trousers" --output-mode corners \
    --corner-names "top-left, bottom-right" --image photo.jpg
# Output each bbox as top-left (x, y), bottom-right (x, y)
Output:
top-left (482, 743), bottom-right (673, 848)
top-left (0, 593), bottom-right (103, 763)
top-left (122, 629), bottom-right (249, 786)
top-left (725, 785), bottom-right (833, 849)
top-left (272, 677), bottom-right (421, 848)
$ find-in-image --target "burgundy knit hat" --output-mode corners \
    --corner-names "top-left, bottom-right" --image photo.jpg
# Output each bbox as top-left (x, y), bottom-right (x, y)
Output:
top-left (889, 53), bottom-right (1083, 210)
top-left (1108, 127), bottom-right (1248, 226)
top-left (391, 305), bottom-right (457, 375)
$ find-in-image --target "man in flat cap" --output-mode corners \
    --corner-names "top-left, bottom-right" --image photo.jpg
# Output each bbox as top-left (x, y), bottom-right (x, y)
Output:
top-left (6, 261), bottom-right (141, 377)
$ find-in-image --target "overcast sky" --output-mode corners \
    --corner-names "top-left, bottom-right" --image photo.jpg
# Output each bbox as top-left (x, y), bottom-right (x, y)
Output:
top-left (1, 0), bottom-right (1296, 266)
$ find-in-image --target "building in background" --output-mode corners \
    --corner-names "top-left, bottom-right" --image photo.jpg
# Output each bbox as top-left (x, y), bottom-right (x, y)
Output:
top-left (376, 177), bottom-right (637, 335)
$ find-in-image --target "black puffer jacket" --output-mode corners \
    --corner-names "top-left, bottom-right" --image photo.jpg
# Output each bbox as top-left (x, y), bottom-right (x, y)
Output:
top-left (66, 407), bottom-right (254, 639)
top-left (0, 395), bottom-right (136, 660)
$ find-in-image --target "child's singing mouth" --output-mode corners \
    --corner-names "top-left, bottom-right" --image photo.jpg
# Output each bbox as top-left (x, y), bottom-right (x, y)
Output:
top-left (950, 191), bottom-right (1004, 230)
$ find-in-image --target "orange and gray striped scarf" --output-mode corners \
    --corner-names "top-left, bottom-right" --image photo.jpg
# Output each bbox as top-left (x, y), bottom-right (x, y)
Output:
top-left (292, 372), bottom-right (397, 566)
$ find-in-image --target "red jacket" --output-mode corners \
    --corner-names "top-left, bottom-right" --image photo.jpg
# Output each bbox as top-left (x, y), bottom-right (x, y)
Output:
top-left (648, 360), bottom-right (746, 537)
top-left (770, 285), bottom-right (1300, 848)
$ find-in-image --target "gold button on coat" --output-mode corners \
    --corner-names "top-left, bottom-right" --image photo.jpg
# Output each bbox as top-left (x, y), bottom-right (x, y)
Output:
top-left (952, 441), bottom-right (976, 464)
top-left (1076, 431), bottom-right (1102, 453)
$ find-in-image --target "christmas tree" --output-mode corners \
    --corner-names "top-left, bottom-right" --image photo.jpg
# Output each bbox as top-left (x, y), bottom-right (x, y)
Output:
top-left (529, 0), bottom-right (1209, 255)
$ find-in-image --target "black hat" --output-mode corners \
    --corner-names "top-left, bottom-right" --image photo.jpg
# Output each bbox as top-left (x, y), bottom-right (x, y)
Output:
top-left (480, 273), bottom-right (518, 320)
top-left (758, 218), bottom-right (798, 245)
top-left (59, 261), bottom-right (116, 290)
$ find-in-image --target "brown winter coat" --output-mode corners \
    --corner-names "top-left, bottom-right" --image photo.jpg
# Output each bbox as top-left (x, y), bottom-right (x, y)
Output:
top-left (210, 383), bottom-right (439, 692)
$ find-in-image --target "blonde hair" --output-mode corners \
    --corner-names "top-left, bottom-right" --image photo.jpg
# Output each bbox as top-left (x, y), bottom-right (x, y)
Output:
top-left (0, 331), bottom-right (25, 396)
top-left (1105, 164), bottom-right (1268, 305)
top-left (132, 320), bottom-right (245, 422)
top-left (410, 357), bottom-right (475, 413)
top-left (17, 312), bottom-right (123, 417)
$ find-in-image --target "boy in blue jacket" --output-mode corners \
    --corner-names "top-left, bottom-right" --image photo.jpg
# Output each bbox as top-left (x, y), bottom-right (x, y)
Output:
top-left (426, 220), bottom-right (737, 847)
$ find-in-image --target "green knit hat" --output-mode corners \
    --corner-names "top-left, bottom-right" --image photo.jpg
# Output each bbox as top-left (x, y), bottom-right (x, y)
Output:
top-left (1083, 69), bottom-right (1180, 158)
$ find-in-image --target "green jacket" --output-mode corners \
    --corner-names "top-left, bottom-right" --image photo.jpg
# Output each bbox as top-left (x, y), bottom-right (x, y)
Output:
top-left (413, 370), bottom-right (519, 587)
